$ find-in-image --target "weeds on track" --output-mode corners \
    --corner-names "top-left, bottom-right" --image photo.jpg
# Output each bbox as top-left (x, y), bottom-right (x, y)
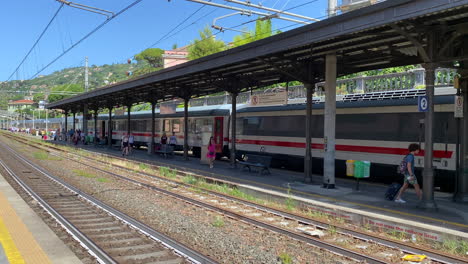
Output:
top-left (183, 175), bottom-right (198, 185)
top-left (211, 216), bottom-right (225, 228)
top-left (159, 166), bottom-right (177, 179)
top-left (72, 169), bottom-right (96, 178)
top-left (328, 225), bottom-right (337, 236)
top-left (33, 151), bottom-right (49, 160)
top-left (97, 178), bottom-right (110, 183)
top-left (284, 184), bottom-right (297, 211)
top-left (278, 252), bottom-right (293, 264)
top-left (33, 151), bottom-right (62, 161)
top-left (138, 163), bottom-right (149, 171)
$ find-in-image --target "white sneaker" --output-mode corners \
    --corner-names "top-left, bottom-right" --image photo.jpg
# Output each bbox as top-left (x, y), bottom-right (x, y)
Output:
top-left (394, 198), bottom-right (406, 203)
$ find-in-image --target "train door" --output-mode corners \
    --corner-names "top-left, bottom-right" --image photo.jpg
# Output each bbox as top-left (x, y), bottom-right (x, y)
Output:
top-left (214, 117), bottom-right (223, 153)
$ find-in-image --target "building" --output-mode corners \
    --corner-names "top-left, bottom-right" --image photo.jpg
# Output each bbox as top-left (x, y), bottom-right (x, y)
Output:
top-left (7, 99), bottom-right (36, 113)
top-left (162, 46), bottom-right (189, 69)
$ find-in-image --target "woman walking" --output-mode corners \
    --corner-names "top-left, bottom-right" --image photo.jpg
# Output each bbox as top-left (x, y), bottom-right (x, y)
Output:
top-left (121, 133), bottom-right (130, 156)
top-left (207, 137), bottom-right (216, 169)
top-left (394, 143), bottom-right (423, 203)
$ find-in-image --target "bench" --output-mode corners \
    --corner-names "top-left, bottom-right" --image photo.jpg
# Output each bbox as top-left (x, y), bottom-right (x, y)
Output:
top-left (238, 154), bottom-right (272, 175)
top-left (95, 139), bottom-right (107, 147)
top-left (112, 139), bottom-right (122, 150)
top-left (155, 144), bottom-right (174, 158)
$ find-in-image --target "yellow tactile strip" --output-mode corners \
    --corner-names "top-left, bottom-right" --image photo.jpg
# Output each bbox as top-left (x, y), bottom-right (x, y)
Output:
top-left (0, 191), bottom-right (51, 264)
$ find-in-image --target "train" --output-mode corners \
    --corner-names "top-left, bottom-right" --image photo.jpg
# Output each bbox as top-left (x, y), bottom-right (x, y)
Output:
top-left (17, 88), bottom-right (459, 192)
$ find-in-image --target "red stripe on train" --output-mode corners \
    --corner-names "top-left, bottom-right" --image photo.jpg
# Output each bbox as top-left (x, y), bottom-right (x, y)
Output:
top-left (235, 139), bottom-right (452, 159)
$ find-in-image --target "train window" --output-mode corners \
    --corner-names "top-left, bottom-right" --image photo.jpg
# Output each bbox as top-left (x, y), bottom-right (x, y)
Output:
top-left (172, 119), bottom-right (180, 133)
top-left (163, 120), bottom-right (171, 132)
top-left (155, 119), bottom-right (160, 132)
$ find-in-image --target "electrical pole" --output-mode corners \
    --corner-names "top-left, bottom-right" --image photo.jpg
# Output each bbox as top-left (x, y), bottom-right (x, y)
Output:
top-left (46, 109), bottom-right (48, 136)
top-left (85, 56), bottom-right (89, 92)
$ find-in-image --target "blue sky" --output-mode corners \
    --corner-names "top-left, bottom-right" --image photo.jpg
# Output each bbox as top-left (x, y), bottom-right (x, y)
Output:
top-left (0, 0), bottom-right (329, 82)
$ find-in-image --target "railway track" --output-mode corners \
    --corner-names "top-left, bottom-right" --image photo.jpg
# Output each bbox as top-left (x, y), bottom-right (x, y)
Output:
top-left (0, 138), bottom-right (217, 264)
top-left (4, 133), bottom-right (468, 264)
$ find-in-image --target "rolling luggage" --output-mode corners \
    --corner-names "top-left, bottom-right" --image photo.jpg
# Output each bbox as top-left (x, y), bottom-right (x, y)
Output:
top-left (385, 183), bottom-right (402, 201)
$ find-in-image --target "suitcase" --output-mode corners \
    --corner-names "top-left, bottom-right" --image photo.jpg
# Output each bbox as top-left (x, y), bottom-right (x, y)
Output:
top-left (385, 183), bottom-right (402, 201)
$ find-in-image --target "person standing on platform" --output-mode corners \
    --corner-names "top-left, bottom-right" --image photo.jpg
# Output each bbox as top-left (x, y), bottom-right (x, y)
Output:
top-left (161, 132), bottom-right (168, 145)
top-left (395, 143), bottom-right (422, 203)
top-left (169, 132), bottom-right (177, 148)
top-left (207, 136), bottom-right (216, 169)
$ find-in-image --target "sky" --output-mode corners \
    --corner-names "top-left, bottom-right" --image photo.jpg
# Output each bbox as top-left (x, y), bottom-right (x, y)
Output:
top-left (0, 0), bottom-right (330, 82)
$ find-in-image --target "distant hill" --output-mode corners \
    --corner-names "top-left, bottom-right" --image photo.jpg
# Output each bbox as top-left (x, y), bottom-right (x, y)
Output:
top-left (0, 62), bottom-right (141, 109)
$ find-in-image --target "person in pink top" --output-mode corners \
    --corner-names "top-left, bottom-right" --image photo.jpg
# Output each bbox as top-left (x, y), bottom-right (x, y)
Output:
top-left (206, 136), bottom-right (216, 169)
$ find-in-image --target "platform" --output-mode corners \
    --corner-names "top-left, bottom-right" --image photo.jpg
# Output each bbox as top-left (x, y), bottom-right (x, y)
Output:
top-left (0, 172), bottom-right (81, 264)
top-left (53, 140), bottom-right (468, 242)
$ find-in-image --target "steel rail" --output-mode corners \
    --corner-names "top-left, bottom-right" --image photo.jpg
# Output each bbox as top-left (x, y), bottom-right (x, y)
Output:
top-left (5, 134), bottom-right (466, 264)
top-left (0, 141), bottom-right (218, 264)
top-left (19, 142), bottom-right (387, 263)
top-left (0, 156), bottom-right (116, 264)
top-left (57, 147), bottom-right (462, 264)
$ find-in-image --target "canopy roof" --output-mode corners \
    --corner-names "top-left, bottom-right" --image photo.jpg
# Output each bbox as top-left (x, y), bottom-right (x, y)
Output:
top-left (47, 0), bottom-right (468, 112)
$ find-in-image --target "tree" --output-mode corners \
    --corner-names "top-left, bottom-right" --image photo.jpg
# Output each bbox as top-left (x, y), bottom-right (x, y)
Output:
top-left (48, 84), bottom-right (84, 103)
top-left (134, 48), bottom-right (164, 68)
top-left (188, 26), bottom-right (226, 60)
top-left (33, 93), bottom-right (45, 103)
top-left (232, 18), bottom-right (274, 48)
top-left (172, 43), bottom-right (178, 50)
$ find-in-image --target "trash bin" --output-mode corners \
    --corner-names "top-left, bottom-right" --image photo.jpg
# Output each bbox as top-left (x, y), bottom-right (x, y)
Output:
top-left (354, 161), bottom-right (364, 178)
top-left (346, 160), bottom-right (355, 176)
top-left (362, 161), bottom-right (371, 178)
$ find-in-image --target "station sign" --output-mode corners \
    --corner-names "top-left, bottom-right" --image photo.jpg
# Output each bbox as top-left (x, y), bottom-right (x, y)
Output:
top-left (418, 96), bottom-right (428, 112)
top-left (250, 90), bottom-right (287, 107)
top-left (455, 95), bottom-right (463, 118)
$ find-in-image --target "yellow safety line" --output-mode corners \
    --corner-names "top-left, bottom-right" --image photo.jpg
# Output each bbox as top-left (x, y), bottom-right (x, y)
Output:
top-left (0, 218), bottom-right (25, 264)
top-left (0, 191), bottom-right (51, 264)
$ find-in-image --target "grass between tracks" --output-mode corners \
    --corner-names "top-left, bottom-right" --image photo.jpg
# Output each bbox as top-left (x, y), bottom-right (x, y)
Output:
top-left (33, 151), bottom-right (62, 161)
top-left (11, 134), bottom-right (468, 260)
top-left (72, 169), bottom-right (110, 183)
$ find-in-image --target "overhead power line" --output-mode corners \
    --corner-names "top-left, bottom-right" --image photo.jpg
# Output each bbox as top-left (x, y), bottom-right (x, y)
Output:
top-left (147, 0), bottom-right (325, 70)
top-left (148, 5), bottom-right (206, 48)
top-left (28, 0), bottom-right (145, 80)
top-left (7, 3), bottom-right (65, 82)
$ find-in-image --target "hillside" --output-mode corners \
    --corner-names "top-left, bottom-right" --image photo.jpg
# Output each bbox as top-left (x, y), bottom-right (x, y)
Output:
top-left (0, 62), bottom-right (142, 109)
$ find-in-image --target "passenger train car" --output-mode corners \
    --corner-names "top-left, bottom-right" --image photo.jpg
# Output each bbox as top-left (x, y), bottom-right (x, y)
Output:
top-left (22, 88), bottom-right (459, 191)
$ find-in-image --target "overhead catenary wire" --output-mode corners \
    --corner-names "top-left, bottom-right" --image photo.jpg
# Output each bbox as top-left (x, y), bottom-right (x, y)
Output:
top-left (148, 5), bottom-right (206, 48)
top-left (28, 0), bottom-right (145, 80)
top-left (144, 1), bottom-right (325, 70)
top-left (7, 3), bottom-right (65, 82)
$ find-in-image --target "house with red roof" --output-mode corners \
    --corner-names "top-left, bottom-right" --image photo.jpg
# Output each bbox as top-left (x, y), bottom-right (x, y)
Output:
top-left (7, 99), bottom-right (37, 113)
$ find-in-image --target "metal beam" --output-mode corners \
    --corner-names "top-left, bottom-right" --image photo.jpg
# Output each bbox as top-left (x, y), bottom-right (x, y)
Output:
top-left (390, 24), bottom-right (430, 62)
top-left (323, 53), bottom-right (336, 189)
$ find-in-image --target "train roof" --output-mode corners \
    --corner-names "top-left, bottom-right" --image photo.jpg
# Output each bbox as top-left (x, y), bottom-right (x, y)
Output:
top-left (237, 94), bottom-right (454, 113)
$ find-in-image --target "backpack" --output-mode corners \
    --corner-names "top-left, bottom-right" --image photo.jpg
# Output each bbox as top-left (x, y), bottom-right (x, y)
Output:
top-left (385, 183), bottom-right (402, 201)
top-left (397, 155), bottom-right (408, 175)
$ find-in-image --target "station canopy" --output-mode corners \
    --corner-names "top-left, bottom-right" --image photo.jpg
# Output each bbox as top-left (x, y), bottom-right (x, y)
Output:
top-left (47, 0), bottom-right (468, 112)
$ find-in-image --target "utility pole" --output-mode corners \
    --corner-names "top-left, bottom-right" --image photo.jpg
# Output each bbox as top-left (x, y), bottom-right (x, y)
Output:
top-left (46, 109), bottom-right (48, 136)
top-left (85, 56), bottom-right (89, 92)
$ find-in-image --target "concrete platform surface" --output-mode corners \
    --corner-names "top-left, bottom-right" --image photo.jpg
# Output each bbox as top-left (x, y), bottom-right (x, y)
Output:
top-left (0, 172), bottom-right (82, 264)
